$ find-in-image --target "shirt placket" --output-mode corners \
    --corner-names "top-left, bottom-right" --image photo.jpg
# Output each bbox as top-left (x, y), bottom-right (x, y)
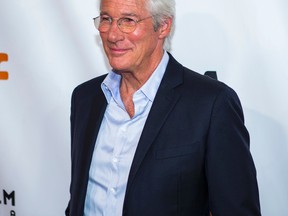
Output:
top-left (104, 110), bottom-right (128, 215)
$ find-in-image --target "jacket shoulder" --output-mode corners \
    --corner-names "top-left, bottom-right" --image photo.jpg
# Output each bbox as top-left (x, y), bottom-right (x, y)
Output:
top-left (168, 54), bottom-right (235, 98)
top-left (72, 74), bottom-right (107, 98)
top-left (75, 74), bottom-right (107, 92)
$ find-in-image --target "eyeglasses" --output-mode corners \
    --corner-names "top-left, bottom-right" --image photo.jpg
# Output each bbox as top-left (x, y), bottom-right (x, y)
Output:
top-left (93, 15), bottom-right (153, 33)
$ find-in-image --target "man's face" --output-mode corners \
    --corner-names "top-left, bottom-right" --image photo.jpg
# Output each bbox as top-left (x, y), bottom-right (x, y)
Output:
top-left (99, 0), bottom-right (167, 73)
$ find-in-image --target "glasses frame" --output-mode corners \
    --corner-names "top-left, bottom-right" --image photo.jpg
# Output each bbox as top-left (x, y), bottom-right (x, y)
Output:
top-left (93, 15), bottom-right (153, 33)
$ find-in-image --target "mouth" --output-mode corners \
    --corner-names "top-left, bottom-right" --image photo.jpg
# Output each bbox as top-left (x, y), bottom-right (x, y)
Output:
top-left (108, 47), bottom-right (129, 56)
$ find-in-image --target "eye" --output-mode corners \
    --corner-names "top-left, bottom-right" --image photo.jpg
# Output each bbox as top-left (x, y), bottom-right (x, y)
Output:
top-left (120, 17), bottom-right (136, 25)
top-left (100, 16), bottom-right (111, 23)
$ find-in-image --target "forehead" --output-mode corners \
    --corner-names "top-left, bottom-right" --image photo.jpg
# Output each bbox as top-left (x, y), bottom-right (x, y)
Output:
top-left (100, 0), bottom-right (149, 16)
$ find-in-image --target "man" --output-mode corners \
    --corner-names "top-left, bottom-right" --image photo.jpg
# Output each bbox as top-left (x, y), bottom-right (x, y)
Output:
top-left (66, 0), bottom-right (261, 215)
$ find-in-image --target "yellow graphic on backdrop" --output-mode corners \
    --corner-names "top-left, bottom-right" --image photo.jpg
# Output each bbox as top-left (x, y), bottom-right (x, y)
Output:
top-left (0, 53), bottom-right (9, 80)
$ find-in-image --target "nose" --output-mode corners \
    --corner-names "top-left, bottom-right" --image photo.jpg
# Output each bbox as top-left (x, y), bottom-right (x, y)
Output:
top-left (106, 21), bottom-right (125, 43)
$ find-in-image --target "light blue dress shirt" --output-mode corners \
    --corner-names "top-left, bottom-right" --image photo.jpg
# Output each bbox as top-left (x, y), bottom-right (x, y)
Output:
top-left (84, 52), bottom-right (169, 216)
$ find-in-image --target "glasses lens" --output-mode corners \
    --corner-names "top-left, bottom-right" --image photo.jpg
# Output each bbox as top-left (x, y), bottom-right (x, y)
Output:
top-left (118, 18), bottom-right (137, 33)
top-left (93, 17), bottom-right (101, 29)
top-left (93, 16), bottom-right (139, 33)
top-left (94, 16), bottom-right (110, 32)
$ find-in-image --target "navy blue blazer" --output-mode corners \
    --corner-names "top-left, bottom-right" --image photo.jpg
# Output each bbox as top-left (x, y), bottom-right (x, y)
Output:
top-left (66, 54), bottom-right (261, 216)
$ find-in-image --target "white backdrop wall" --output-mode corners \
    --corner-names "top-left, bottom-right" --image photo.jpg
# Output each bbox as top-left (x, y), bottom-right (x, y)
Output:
top-left (0, 0), bottom-right (287, 215)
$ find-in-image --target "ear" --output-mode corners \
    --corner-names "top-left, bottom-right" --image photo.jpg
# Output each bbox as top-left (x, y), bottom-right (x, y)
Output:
top-left (158, 17), bottom-right (173, 39)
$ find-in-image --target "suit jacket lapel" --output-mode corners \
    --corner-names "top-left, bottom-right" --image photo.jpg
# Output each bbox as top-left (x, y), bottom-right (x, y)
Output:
top-left (81, 90), bottom-right (107, 167)
top-left (125, 54), bottom-right (184, 195)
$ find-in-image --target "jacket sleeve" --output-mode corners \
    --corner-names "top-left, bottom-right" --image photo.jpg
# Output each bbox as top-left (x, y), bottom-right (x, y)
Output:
top-left (206, 86), bottom-right (261, 215)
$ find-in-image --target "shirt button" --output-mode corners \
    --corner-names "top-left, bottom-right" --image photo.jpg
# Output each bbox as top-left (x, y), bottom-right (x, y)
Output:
top-left (110, 188), bottom-right (116, 194)
top-left (112, 157), bottom-right (119, 163)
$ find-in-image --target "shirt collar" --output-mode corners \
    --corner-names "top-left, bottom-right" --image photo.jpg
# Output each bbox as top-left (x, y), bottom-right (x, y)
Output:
top-left (101, 51), bottom-right (169, 103)
top-left (101, 71), bottom-right (121, 104)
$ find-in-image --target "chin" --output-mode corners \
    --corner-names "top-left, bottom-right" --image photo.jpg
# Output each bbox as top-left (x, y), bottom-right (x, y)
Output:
top-left (109, 59), bottom-right (130, 72)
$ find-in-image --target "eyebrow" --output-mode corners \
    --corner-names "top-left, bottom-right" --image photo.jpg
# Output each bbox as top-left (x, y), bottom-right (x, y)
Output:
top-left (100, 12), bottom-right (139, 18)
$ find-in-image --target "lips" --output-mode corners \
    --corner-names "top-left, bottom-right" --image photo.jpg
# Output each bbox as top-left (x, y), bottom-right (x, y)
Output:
top-left (108, 47), bottom-right (130, 56)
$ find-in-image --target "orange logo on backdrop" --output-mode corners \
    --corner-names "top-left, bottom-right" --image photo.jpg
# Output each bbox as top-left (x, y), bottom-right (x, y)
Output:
top-left (0, 53), bottom-right (9, 80)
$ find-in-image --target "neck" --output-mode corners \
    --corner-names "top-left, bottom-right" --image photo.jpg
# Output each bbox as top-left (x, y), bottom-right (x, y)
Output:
top-left (119, 50), bottom-right (164, 93)
top-left (117, 50), bottom-right (164, 118)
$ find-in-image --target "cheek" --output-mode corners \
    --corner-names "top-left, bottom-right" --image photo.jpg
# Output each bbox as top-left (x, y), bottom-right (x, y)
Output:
top-left (129, 30), bottom-right (158, 49)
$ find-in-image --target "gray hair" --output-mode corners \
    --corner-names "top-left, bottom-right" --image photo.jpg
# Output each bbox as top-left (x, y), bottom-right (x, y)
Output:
top-left (146, 0), bottom-right (175, 51)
